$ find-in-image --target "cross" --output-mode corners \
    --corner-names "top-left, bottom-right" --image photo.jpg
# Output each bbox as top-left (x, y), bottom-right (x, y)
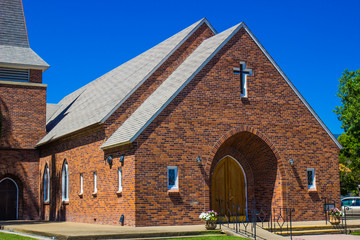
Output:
top-left (233, 61), bottom-right (252, 96)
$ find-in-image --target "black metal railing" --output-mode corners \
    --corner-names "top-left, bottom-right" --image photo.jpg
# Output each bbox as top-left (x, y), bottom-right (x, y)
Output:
top-left (269, 207), bottom-right (295, 239)
top-left (323, 198), bottom-right (349, 234)
top-left (216, 199), bottom-right (295, 240)
top-left (323, 197), bottom-right (336, 225)
top-left (216, 199), bottom-right (257, 239)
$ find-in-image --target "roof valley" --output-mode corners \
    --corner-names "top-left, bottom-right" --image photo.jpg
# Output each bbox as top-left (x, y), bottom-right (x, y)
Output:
top-left (38, 18), bottom-right (215, 146)
top-left (101, 24), bottom-right (242, 149)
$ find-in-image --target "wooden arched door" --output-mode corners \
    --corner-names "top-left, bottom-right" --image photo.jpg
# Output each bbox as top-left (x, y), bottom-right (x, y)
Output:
top-left (0, 178), bottom-right (18, 220)
top-left (211, 156), bottom-right (246, 219)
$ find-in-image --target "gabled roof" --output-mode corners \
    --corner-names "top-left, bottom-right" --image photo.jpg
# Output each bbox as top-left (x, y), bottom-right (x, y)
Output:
top-left (0, 0), bottom-right (49, 70)
top-left (37, 18), bottom-right (215, 146)
top-left (101, 23), bottom-right (342, 150)
top-left (101, 24), bottom-right (241, 149)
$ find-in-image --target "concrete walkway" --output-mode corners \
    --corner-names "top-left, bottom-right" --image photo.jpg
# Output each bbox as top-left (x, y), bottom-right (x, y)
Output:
top-left (1, 220), bottom-right (360, 240)
top-left (1, 221), bottom-right (208, 240)
top-left (0, 220), bottom-right (282, 240)
top-left (293, 234), bottom-right (360, 240)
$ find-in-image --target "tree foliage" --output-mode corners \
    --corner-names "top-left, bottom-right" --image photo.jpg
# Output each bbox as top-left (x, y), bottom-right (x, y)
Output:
top-left (334, 69), bottom-right (360, 195)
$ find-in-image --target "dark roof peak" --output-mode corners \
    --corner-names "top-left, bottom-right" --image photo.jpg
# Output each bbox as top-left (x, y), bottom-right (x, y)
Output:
top-left (0, 0), bottom-right (29, 47)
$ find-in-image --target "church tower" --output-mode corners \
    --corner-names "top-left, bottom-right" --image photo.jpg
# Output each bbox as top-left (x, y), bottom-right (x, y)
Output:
top-left (0, 0), bottom-right (49, 220)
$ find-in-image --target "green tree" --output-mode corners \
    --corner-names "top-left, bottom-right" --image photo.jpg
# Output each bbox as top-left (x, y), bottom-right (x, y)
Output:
top-left (334, 69), bottom-right (360, 195)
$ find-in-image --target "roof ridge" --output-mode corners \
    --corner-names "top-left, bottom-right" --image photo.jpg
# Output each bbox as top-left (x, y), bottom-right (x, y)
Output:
top-left (101, 23), bottom-right (243, 149)
top-left (102, 21), bottom-right (341, 150)
top-left (38, 18), bottom-right (213, 146)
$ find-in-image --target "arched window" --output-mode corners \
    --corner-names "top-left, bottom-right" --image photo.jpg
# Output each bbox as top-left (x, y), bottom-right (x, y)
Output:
top-left (44, 165), bottom-right (50, 202)
top-left (62, 161), bottom-right (69, 201)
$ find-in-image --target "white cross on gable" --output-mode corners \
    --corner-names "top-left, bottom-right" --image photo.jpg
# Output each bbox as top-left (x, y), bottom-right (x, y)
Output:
top-left (233, 61), bottom-right (252, 97)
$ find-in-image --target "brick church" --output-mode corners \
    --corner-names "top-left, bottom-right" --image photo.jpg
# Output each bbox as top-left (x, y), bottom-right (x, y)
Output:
top-left (0, 0), bottom-right (341, 226)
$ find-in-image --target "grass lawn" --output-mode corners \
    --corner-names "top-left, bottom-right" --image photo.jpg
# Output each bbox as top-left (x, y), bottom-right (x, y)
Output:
top-left (350, 231), bottom-right (360, 235)
top-left (0, 232), bottom-right (38, 240)
top-left (171, 237), bottom-right (249, 240)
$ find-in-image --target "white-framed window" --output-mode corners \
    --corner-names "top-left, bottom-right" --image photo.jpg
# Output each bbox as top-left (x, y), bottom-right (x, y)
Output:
top-left (307, 168), bottom-right (316, 190)
top-left (93, 171), bottom-right (97, 193)
top-left (167, 166), bottom-right (178, 190)
top-left (79, 173), bottom-right (83, 195)
top-left (44, 165), bottom-right (50, 202)
top-left (62, 161), bottom-right (69, 201)
top-left (118, 168), bottom-right (123, 192)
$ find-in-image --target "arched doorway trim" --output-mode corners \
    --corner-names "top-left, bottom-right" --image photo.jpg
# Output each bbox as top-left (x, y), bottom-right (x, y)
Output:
top-left (0, 177), bottom-right (19, 219)
top-left (206, 125), bottom-right (283, 170)
top-left (212, 155), bottom-right (248, 215)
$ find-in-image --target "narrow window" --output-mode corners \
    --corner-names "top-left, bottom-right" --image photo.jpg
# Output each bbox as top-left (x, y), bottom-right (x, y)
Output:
top-left (167, 166), bottom-right (178, 190)
top-left (62, 161), bottom-right (69, 201)
top-left (79, 173), bottom-right (83, 195)
top-left (118, 168), bottom-right (122, 192)
top-left (44, 165), bottom-right (50, 202)
top-left (93, 171), bottom-right (97, 193)
top-left (307, 168), bottom-right (316, 190)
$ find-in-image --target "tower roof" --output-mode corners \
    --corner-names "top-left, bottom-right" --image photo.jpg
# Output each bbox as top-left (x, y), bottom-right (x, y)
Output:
top-left (0, 0), bottom-right (29, 47)
top-left (0, 0), bottom-right (49, 70)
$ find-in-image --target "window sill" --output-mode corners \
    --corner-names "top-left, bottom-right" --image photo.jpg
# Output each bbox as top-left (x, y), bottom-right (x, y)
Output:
top-left (62, 200), bottom-right (69, 205)
top-left (92, 192), bottom-right (97, 197)
top-left (116, 190), bottom-right (122, 197)
top-left (167, 189), bottom-right (179, 194)
top-left (44, 201), bottom-right (50, 205)
top-left (308, 188), bottom-right (317, 192)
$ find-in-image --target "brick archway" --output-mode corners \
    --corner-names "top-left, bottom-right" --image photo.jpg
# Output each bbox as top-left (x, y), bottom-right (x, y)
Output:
top-left (204, 125), bottom-right (287, 212)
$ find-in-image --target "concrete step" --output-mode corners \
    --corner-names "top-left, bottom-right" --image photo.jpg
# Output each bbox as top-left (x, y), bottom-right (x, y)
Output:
top-left (264, 223), bottom-right (360, 231)
top-left (277, 228), bottom-right (344, 236)
top-left (111, 234), bottom-right (224, 240)
top-left (1, 228), bottom-right (223, 240)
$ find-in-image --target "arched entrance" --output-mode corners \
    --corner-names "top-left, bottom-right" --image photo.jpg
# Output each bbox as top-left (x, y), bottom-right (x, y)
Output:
top-left (208, 128), bottom-right (284, 221)
top-left (211, 156), bottom-right (246, 218)
top-left (0, 177), bottom-right (19, 220)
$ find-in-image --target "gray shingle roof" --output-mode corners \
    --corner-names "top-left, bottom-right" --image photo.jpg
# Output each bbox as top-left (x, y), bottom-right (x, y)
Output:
top-left (0, 0), bottom-right (29, 47)
top-left (101, 22), bottom-right (342, 150)
top-left (37, 19), bottom-right (212, 146)
top-left (46, 103), bottom-right (60, 122)
top-left (0, 0), bottom-right (49, 70)
top-left (101, 24), bottom-right (242, 149)
top-left (0, 45), bottom-right (49, 69)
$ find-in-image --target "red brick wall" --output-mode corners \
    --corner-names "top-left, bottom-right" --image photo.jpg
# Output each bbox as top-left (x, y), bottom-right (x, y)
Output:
top-left (0, 69), bottom-right (46, 221)
top-left (38, 22), bottom-right (215, 226)
top-left (38, 26), bottom-right (340, 227)
top-left (133, 28), bottom-right (340, 226)
top-left (0, 149), bottom-right (40, 220)
top-left (38, 128), bottom-right (137, 226)
top-left (29, 70), bottom-right (42, 83)
top-left (0, 83), bottom-right (46, 149)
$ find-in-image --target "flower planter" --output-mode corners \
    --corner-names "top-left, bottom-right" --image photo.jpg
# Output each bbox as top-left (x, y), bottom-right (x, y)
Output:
top-left (329, 215), bottom-right (341, 225)
top-left (205, 220), bottom-right (217, 230)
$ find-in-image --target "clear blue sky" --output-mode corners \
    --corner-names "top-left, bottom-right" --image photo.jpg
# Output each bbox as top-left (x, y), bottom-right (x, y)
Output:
top-left (23, 0), bottom-right (360, 135)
